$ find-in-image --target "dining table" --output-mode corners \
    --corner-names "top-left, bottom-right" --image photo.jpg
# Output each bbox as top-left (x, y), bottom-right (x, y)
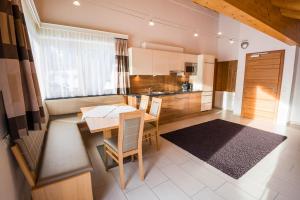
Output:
top-left (80, 104), bottom-right (156, 138)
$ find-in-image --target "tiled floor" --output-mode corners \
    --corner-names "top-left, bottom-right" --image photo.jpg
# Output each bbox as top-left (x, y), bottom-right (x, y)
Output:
top-left (82, 110), bottom-right (300, 200)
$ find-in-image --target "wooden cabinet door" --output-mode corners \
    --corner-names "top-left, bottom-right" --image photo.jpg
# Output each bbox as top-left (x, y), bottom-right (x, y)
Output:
top-left (129, 48), bottom-right (153, 75)
top-left (153, 50), bottom-right (171, 75)
top-left (189, 93), bottom-right (201, 112)
top-left (203, 63), bottom-right (215, 91)
top-left (242, 50), bottom-right (284, 120)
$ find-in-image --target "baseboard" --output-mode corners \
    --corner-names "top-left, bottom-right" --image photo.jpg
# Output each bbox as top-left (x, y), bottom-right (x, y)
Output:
top-left (288, 121), bottom-right (300, 128)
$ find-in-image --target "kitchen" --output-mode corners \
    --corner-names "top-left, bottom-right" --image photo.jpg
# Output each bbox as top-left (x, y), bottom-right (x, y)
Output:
top-left (127, 44), bottom-right (215, 123)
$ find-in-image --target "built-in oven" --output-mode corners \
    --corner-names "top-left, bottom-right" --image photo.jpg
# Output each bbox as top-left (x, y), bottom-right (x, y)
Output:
top-left (184, 62), bottom-right (197, 75)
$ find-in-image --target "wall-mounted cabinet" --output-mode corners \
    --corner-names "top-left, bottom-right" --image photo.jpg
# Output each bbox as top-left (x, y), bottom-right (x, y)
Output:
top-left (128, 47), bottom-right (196, 75)
top-left (128, 48), bottom-right (153, 75)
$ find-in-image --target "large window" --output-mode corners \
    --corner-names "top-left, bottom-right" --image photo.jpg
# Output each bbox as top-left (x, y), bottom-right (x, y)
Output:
top-left (23, 1), bottom-right (119, 99)
top-left (34, 27), bottom-right (116, 99)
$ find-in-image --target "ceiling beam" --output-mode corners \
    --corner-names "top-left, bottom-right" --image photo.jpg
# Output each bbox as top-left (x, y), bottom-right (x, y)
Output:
top-left (280, 8), bottom-right (300, 20)
top-left (271, 0), bottom-right (300, 11)
top-left (193, 0), bottom-right (300, 45)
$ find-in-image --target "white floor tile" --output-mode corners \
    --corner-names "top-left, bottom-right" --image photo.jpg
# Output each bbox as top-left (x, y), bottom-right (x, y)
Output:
top-left (181, 160), bottom-right (226, 190)
top-left (152, 181), bottom-right (190, 200)
top-left (161, 164), bottom-right (205, 196)
top-left (126, 185), bottom-right (158, 200)
top-left (192, 188), bottom-right (224, 200)
top-left (216, 182), bottom-right (256, 200)
top-left (144, 166), bottom-right (168, 188)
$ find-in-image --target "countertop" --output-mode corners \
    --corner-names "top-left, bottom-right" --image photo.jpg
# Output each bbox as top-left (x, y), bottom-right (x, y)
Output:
top-left (127, 90), bottom-right (202, 97)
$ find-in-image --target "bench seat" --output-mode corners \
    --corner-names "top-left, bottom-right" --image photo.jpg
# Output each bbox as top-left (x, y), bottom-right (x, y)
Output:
top-left (37, 121), bottom-right (92, 187)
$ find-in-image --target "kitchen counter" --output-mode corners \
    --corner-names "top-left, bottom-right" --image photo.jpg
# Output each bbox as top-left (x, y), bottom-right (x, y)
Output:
top-left (126, 91), bottom-right (203, 124)
top-left (127, 90), bottom-right (202, 98)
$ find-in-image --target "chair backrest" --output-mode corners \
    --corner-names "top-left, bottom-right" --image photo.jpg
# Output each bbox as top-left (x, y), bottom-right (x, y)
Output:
top-left (118, 110), bottom-right (145, 153)
top-left (139, 95), bottom-right (149, 111)
top-left (149, 97), bottom-right (162, 120)
top-left (127, 96), bottom-right (137, 108)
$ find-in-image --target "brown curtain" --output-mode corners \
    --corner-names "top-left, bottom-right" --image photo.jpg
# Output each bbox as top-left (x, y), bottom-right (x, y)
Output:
top-left (115, 38), bottom-right (130, 94)
top-left (0, 0), bottom-right (44, 141)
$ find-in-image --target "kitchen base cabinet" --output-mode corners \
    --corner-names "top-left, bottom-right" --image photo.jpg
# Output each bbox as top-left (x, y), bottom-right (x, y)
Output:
top-left (159, 92), bottom-right (202, 124)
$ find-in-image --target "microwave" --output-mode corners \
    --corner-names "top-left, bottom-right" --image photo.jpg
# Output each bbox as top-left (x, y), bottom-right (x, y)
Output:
top-left (184, 62), bottom-right (197, 75)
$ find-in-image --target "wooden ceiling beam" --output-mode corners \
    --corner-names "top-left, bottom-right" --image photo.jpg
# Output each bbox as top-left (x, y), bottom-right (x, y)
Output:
top-left (271, 0), bottom-right (300, 11)
top-left (280, 8), bottom-right (300, 20)
top-left (193, 0), bottom-right (300, 45)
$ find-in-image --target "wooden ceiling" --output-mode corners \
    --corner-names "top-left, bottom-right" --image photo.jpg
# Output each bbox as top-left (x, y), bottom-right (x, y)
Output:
top-left (193, 0), bottom-right (300, 45)
top-left (272, 0), bottom-right (300, 20)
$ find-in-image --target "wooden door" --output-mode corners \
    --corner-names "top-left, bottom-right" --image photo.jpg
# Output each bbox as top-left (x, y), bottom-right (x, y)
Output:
top-left (241, 50), bottom-right (284, 120)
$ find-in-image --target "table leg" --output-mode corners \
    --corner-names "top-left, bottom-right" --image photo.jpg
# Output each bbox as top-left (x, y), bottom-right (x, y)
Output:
top-left (103, 129), bottom-right (112, 139)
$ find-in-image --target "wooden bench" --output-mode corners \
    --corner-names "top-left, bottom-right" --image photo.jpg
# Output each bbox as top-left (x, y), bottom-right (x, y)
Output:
top-left (11, 108), bottom-right (92, 199)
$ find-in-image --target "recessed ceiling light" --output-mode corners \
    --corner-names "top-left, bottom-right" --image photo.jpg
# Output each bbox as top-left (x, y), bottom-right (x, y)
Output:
top-left (194, 33), bottom-right (198, 37)
top-left (229, 39), bottom-right (235, 44)
top-left (148, 20), bottom-right (155, 26)
top-left (73, 1), bottom-right (80, 6)
top-left (217, 31), bottom-right (222, 35)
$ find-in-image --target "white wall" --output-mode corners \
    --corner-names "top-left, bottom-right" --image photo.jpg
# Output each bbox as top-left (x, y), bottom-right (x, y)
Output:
top-left (217, 15), bottom-right (297, 125)
top-left (217, 15), bottom-right (240, 61)
top-left (290, 48), bottom-right (300, 125)
top-left (234, 24), bottom-right (297, 124)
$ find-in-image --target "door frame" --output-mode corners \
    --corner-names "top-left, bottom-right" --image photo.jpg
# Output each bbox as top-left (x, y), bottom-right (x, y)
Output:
top-left (241, 50), bottom-right (285, 120)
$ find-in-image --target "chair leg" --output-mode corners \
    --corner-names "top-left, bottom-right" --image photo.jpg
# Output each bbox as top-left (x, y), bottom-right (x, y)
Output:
top-left (138, 152), bottom-right (144, 181)
top-left (104, 145), bottom-right (108, 171)
top-left (118, 157), bottom-right (125, 189)
top-left (155, 131), bottom-right (160, 151)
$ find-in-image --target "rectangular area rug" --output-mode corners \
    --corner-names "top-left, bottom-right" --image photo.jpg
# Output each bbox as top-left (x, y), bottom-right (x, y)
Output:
top-left (161, 119), bottom-right (287, 179)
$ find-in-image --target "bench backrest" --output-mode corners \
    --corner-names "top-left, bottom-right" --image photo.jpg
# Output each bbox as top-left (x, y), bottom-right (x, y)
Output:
top-left (45, 95), bottom-right (126, 116)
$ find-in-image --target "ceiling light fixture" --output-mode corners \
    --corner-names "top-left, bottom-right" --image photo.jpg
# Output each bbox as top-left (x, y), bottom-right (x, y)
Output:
top-left (229, 39), bottom-right (235, 44)
top-left (148, 20), bottom-right (155, 26)
top-left (194, 33), bottom-right (198, 37)
top-left (217, 31), bottom-right (222, 35)
top-left (73, 1), bottom-right (80, 6)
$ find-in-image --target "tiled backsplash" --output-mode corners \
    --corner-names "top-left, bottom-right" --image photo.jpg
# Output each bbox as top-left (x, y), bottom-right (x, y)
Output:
top-left (130, 74), bottom-right (189, 94)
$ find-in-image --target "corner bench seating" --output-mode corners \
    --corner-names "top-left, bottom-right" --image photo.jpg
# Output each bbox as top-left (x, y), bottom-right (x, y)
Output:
top-left (11, 95), bottom-right (126, 200)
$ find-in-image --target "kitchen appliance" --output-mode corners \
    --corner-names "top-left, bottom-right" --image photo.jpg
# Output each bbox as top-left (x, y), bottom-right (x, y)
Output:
top-left (184, 62), bottom-right (197, 75)
top-left (182, 82), bottom-right (193, 91)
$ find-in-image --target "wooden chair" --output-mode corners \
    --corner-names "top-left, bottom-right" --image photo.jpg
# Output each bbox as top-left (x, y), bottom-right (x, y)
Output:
top-left (139, 95), bottom-right (150, 111)
top-left (104, 110), bottom-right (145, 189)
top-left (127, 96), bottom-right (137, 108)
top-left (143, 97), bottom-right (162, 150)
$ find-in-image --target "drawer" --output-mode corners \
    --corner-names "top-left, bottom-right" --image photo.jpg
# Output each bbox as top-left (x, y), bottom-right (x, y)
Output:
top-left (202, 95), bottom-right (212, 103)
top-left (201, 103), bottom-right (212, 111)
top-left (202, 91), bottom-right (213, 96)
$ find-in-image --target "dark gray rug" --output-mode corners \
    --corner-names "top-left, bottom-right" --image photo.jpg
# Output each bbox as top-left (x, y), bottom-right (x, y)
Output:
top-left (97, 145), bottom-right (131, 170)
top-left (161, 119), bottom-right (287, 179)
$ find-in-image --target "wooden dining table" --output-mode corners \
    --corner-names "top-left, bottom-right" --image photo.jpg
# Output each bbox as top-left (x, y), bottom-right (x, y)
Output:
top-left (80, 104), bottom-right (156, 138)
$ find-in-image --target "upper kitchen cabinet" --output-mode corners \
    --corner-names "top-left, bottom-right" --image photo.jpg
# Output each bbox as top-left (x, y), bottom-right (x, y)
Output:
top-left (183, 54), bottom-right (198, 63)
top-left (152, 50), bottom-right (171, 75)
top-left (169, 52), bottom-right (184, 71)
top-left (128, 47), bottom-right (153, 75)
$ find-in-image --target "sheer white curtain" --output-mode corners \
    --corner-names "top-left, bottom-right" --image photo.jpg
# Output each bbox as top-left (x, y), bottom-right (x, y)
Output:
top-left (23, 2), bottom-right (117, 99)
top-left (36, 27), bottom-right (116, 99)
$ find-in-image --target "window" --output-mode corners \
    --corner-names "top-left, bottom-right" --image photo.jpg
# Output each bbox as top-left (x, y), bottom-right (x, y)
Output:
top-left (29, 26), bottom-right (117, 99)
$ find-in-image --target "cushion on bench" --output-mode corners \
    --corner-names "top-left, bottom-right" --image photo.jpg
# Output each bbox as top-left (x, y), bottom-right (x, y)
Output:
top-left (37, 121), bottom-right (92, 186)
top-left (15, 130), bottom-right (46, 171)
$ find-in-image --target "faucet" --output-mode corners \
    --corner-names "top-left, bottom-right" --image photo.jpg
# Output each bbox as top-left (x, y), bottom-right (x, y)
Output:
top-left (148, 87), bottom-right (152, 94)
